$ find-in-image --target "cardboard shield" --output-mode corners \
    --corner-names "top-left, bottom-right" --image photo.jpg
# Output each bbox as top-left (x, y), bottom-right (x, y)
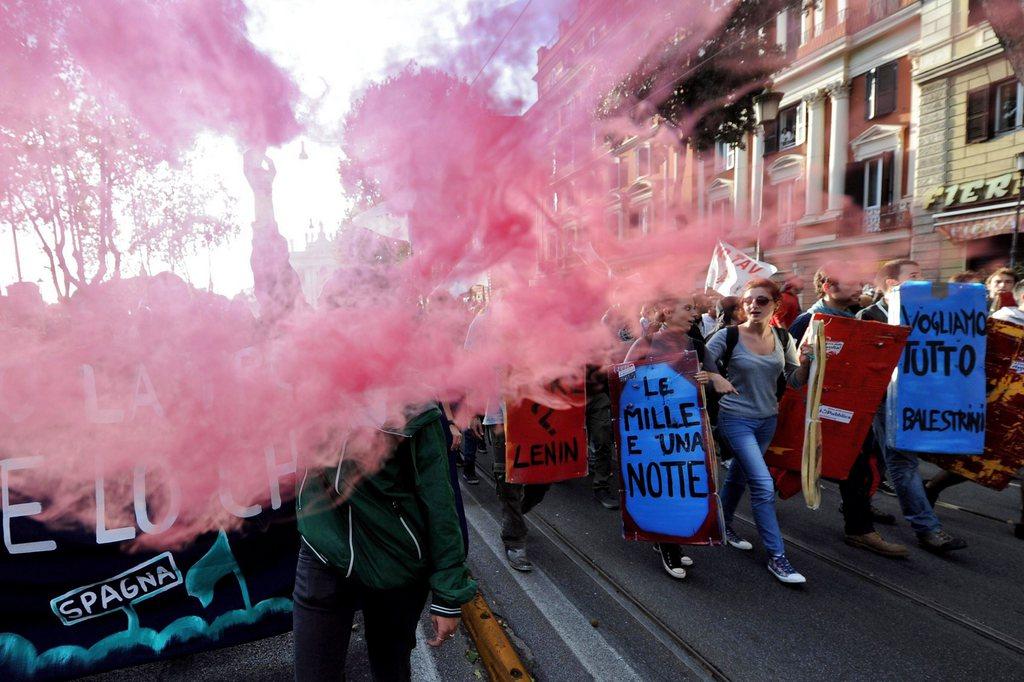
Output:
top-left (610, 352), bottom-right (722, 545)
top-left (887, 281), bottom-right (988, 454)
top-left (504, 388), bottom-right (588, 485)
top-left (767, 316), bottom-right (909, 493)
top-left (922, 319), bottom-right (1024, 489)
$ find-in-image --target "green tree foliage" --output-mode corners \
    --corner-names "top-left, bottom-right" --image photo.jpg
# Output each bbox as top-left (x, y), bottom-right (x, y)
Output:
top-left (599, 0), bottom-right (805, 150)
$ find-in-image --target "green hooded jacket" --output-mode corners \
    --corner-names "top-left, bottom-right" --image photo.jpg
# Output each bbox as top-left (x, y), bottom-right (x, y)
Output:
top-left (296, 407), bottom-right (477, 617)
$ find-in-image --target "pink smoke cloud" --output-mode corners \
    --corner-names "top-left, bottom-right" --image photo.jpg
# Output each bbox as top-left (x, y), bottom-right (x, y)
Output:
top-left (1, 0), bottom-right (888, 551)
top-left (0, 0), bottom-right (300, 150)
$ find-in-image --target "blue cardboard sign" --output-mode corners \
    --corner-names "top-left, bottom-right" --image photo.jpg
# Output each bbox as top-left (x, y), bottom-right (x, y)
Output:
top-left (611, 352), bottom-right (720, 544)
top-left (888, 281), bottom-right (987, 454)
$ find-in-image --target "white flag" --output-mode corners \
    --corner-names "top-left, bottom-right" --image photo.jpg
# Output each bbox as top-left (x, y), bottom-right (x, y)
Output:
top-left (705, 241), bottom-right (778, 297)
top-left (351, 203), bottom-right (410, 242)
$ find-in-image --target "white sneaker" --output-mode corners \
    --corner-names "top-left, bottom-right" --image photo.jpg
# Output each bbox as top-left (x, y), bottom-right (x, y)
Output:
top-left (658, 544), bottom-right (688, 580)
top-left (725, 526), bottom-right (753, 551)
top-left (767, 555), bottom-right (806, 584)
top-left (652, 544), bottom-right (693, 566)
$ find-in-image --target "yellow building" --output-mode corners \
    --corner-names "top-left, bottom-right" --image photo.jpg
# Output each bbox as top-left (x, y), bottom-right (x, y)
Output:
top-left (914, 0), bottom-right (1024, 276)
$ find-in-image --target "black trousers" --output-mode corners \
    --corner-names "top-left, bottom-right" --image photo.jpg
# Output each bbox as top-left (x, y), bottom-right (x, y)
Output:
top-left (839, 444), bottom-right (880, 536)
top-left (585, 392), bottom-right (615, 492)
top-left (292, 545), bottom-right (428, 682)
top-left (485, 424), bottom-right (549, 549)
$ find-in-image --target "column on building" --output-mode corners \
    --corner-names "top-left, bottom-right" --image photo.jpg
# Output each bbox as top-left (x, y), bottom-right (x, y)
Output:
top-left (826, 81), bottom-right (851, 214)
top-left (803, 90), bottom-right (826, 218)
top-left (696, 156), bottom-right (706, 218)
top-left (750, 124), bottom-right (765, 226)
top-left (734, 133), bottom-right (750, 223)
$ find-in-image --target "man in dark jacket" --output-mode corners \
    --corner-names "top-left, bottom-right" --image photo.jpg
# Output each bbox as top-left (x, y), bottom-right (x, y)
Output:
top-left (789, 264), bottom-right (906, 557)
top-left (294, 407), bottom-right (477, 681)
top-left (857, 259), bottom-right (967, 554)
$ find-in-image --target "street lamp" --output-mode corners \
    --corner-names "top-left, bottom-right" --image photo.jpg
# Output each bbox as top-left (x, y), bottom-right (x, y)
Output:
top-left (1013, 151), bottom-right (1024, 270)
top-left (754, 89), bottom-right (784, 124)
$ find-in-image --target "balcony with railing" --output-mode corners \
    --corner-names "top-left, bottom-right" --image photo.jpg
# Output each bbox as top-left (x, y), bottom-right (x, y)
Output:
top-left (863, 199), bottom-right (911, 233)
top-left (796, 0), bottom-right (917, 61)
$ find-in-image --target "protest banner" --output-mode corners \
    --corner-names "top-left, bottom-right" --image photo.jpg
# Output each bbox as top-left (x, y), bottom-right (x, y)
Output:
top-left (504, 384), bottom-right (588, 485)
top-left (610, 352), bottom-right (722, 545)
top-left (704, 241), bottom-right (778, 297)
top-left (0, 348), bottom-right (300, 680)
top-left (767, 316), bottom-right (909, 497)
top-left (922, 319), bottom-right (1024, 489)
top-left (887, 281), bottom-right (988, 454)
top-left (0, 504), bottom-right (295, 682)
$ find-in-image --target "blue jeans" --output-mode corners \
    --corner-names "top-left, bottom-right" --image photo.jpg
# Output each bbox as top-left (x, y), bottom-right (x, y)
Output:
top-left (872, 411), bottom-right (941, 535)
top-left (718, 413), bottom-right (785, 557)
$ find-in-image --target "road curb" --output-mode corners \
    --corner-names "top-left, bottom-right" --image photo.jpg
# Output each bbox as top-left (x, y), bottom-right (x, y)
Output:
top-left (461, 592), bottom-right (531, 681)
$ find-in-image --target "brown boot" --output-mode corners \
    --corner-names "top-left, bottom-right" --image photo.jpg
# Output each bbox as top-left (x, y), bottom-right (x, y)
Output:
top-left (845, 531), bottom-right (909, 558)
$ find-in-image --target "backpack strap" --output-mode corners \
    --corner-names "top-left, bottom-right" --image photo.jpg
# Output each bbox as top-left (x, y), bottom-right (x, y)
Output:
top-left (773, 325), bottom-right (791, 351)
top-left (717, 326), bottom-right (740, 376)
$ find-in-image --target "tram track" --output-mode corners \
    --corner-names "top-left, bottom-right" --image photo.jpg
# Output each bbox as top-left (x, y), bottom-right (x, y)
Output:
top-left (731, 513), bottom-right (1024, 657)
top-left (463, 461), bottom-right (1022, 677)
top-left (467, 470), bottom-right (731, 682)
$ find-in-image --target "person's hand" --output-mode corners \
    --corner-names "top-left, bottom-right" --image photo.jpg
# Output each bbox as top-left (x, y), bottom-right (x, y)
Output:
top-left (493, 422), bottom-right (505, 438)
top-left (448, 423), bottom-right (463, 451)
top-left (693, 370), bottom-right (710, 385)
top-left (427, 614), bottom-right (460, 647)
top-left (799, 342), bottom-right (815, 366)
top-left (469, 415), bottom-right (484, 439)
top-left (710, 374), bottom-right (738, 395)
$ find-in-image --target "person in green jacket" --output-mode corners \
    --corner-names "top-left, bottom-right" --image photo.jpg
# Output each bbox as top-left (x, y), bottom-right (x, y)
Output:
top-left (293, 405), bottom-right (478, 681)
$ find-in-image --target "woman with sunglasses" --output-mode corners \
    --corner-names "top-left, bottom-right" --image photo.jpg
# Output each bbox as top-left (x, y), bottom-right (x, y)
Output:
top-left (704, 278), bottom-right (813, 584)
top-left (624, 292), bottom-right (712, 580)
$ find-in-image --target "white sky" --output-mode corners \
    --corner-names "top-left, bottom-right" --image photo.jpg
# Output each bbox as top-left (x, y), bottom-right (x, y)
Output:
top-left (1, 0), bottom-right (552, 300)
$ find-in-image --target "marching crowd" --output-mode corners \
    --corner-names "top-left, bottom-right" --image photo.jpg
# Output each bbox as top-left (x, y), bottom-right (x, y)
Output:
top-left (453, 259), bottom-right (1024, 587)
top-left (292, 258), bottom-right (1024, 680)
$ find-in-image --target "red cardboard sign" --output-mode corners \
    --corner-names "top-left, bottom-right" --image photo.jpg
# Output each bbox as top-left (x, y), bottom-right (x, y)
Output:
top-left (767, 316), bottom-right (908, 495)
top-left (504, 390), bottom-right (588, 485)
top-left (922, 319), bottom-right (1024, 490)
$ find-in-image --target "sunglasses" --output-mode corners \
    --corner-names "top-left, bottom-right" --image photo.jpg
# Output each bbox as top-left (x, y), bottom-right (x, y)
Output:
top-left (741, 295), bottom-right (772, 307)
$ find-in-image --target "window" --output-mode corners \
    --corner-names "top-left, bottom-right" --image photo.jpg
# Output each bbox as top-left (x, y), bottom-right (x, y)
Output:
top-left (763, 120), bottom-right (779, 155)
top-left (785, 8), bottom-right (801, 55)
top-left (994, 80), bottom-right (1023, 134)
top-left (967, 0), bottom-right (986, 27)
top-left (602, 209), bottom-right (618, 236)
top-left (862, 153), bottom-right (894, 209)
top-left (866, 62), bottom-right (898, 119)
top-left (968, 80), bottom-right (1024, 142)
top-left (638, 145), bottom-right (651, 177)
top-left (709, 198), bottom-right (731, 225)
top-left (715, 140), bottom-right (735, 171)
top-left (966, 87), bottom-right (990, 142)
top-left (778, 105), bottom-right (799, 149)
top-left (864, 158), bottom-right (883, 208)
top-left (618, 157), bottom-right (630, 187)
top-left (776, 181), bottom-right (797, 225)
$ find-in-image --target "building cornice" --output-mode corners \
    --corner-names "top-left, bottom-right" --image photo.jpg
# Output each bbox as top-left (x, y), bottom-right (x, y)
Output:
top-left (765, 227), bottom-right (910, 258)
top-left (914, 43), bottom-right (1005, 84)
top-left (772, 3), bottom-right (920, 86)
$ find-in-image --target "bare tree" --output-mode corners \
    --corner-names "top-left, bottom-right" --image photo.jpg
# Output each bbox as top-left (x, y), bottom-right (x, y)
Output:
top-left (0, 85), bottom-right (237, 300)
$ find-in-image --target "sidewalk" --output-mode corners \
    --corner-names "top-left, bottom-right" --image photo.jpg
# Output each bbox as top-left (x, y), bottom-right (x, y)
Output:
top-left (82, 612), bottom-right (486, 681)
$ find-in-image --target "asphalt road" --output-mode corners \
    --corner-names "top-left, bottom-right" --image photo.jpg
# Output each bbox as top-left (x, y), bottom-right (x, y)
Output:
top-left (81, 454), bottom-right (1024, 682)
top-left (457, 449), bottom-right (1024, 681)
